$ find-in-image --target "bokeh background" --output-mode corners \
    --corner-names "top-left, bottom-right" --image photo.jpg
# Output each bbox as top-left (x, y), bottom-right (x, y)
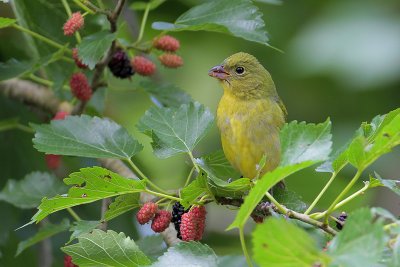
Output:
top-left (1, 0), bottom-right (399, 265)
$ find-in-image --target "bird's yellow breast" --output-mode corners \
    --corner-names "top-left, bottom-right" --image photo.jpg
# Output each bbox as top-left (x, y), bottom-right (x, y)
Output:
top-left (217, 90), bottom-right (284, 178)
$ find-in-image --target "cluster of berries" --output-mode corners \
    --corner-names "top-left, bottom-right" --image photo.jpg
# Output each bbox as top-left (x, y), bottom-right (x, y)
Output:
top-left (171, 202), bottom-right (207, 241)
top-left (137, 202), bottom-right (206, 241)
top-left (136, 202), bottom-right (172, 233)
top-left (45, 110), bottom-right (70, 170)
top-left (108, 35), bottom-right (183, 79)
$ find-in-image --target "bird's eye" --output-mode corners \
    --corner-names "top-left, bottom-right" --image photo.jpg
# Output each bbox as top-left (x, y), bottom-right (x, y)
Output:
top-left (235, 66), bottom-right (245, 74)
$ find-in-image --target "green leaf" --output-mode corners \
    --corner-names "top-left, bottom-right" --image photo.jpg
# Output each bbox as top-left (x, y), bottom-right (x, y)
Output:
top-left (151, 242), bottom-right (218, 267)
top-left (322, 108), bottom-right (400, 172)
top-left (140, 81), bottom-right (192, 108)
top-left (181, 174), bottom-right (208, 209)
top-left (62, 229), bottom-right (151, 267)
top-left (389, 236), bottom-right (400, 267)
top-left (152, 0), bottom-right (270, 46)
top-left (0, 172), bottom-right (67, 209)
top-left (374, 173), bottom-right (400, 196)
top-left (103, 193), bottom-right (141, 221)
top-left (137, 235), bottom-right (166, 262)
top-left (130, 0), bottom-right (166, 11)
top-left (32, 115), bottom-right (143, 159)
top-left (328, 208), bottom-right (386, 267)
top-left (218, 255), bottom-right (247, 267)
top-left (227, 161), bottom-right (316, 230)
top-left (0, 59), bottom-right (33, 81)
top-left (273, 187), bottom-right (307, 212)
top-left (30, 167), bottom-right (146, 223)
top-left (0, 17), bottom-right (16, 28)
top-left (280, 119), bottom-right (332, 166)
top-left (16, 219), bottom-right (70, 256)
top-left (77, 31), bottom-right (117, 69)
top-left (67, 220), bottom-right (100, 244)
top-left (252, 218), bottom-right (330, 267)
top-left (196, 151), bottom-right (250, 198)
top-left (137, 102), bottom-right (214, 158)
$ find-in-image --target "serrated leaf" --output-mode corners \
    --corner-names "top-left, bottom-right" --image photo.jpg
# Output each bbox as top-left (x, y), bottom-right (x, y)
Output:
top-left (137, 235), bottom-right (166, 262)
top-left (32, 115), bottom-right (143, 159)
top-left (62, 229), bottom-right (151, 267)
top-left (152, 0), bottom-right (270, 46)
top-left (273, 187), bottom-right (307, 212)
top-left (67, 220), bottom-right (100, 244)
top-left (252, 218), bottom-right (330, 267)
top-left (280, 119), bottom-right (332, 166)
top-left (0, 172), bottom-right (67, 209)
top-left (140, 81), bottom-right (192, 108)
top-left (374, 173), bottom-right (400, 196)
top-left (196, 151), bottom-right (250, 198)
top-left (328, 208), bottom-right (386, 267)
top-left (151, 241), bottom-right (218, 267)
top-left (30, 167), bottom-right (146, 223)
top-left (130, 0), bottom-right (166, 11)
top-left (77, 31), bottom-right (117, 69)
top-left (103, 193), bottom-right (140, 221)
top-left (0, 17), bottom-right (16, 28)
top-left (181, 174), bottom-right (208, 209)
top-left (227, 161), bottom-right (316, 230)
top-left (322, 108), bottom-right (400, 172)
top-left (137, 102), bottom-right (214, 158)
top-left (16, 219), bottom-right (70, 256)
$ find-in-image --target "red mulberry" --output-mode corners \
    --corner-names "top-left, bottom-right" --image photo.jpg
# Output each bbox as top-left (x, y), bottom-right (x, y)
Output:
top-left (153, 35), bottom-right (180, 52)
top-left (64, 255), bottom-right (78, 267)
top-left (72, 48), bottom-right (87, 69)
top-left (63, 12), bottom-right (84, 36)
top-left (69, 72), bottom-right (92, 101)
top-left (159, 53), bottom-right (183, 68)
top-left (180, 205), bottom-right (206, 241)
top-left (131, 56), bottom-right (156, 76)
top-left (45, 154), bottom-right (61, 170)
top-left (136, 202), bottom-right (158, 225)
top-left (151, 210), bottom-right (172, 233)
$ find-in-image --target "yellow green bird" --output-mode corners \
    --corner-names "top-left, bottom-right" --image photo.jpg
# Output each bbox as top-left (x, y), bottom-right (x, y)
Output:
top-left (208, 52), bottom-right (287, 179)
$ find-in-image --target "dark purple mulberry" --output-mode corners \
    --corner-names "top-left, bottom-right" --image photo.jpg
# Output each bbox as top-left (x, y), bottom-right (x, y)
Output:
top-left (108, 50), bottom-right (134, 79)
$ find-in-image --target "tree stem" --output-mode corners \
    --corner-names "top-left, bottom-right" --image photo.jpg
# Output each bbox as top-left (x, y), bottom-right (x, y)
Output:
top-left (66, 207), bottom-right (81, 221)
top-left (304, 171), bottom-right (337, 215)
top-left (12, 24), bottom-right (71, 54)
top-left (144, 189), bottom-right (181, 202)
top-left (239, 228), bottom-right (254, 267)
top-left (134, 2), bottom-right (151, 45)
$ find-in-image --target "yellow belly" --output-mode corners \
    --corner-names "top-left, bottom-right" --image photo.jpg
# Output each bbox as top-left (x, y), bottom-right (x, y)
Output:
top-left (217, 92), bottom-right (284, 178)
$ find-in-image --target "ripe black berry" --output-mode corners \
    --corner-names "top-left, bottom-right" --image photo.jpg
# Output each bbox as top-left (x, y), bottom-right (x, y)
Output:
top-left (171, 202), bottom-right (189, 239)
top-left (108, 50), bottom-right (134, 79)
top-left (336, 212), bottom-right (347, 230)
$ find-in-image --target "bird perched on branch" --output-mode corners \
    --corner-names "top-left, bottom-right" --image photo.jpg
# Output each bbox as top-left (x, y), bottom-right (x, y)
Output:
top-left (208, 52), bottom-right (287, 179)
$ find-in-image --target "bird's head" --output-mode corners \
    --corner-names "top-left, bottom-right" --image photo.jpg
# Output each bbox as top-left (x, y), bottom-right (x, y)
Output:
top-left (208, 52), bottom-right (276, 99)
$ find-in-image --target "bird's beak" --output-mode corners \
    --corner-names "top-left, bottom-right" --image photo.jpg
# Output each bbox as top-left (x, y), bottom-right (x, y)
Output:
top-left (208, 65), bottom-right (229, 80)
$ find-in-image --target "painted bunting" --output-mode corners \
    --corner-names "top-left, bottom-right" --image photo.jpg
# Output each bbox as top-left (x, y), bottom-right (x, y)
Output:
top-left (208, 52), bottom-right (287, 179)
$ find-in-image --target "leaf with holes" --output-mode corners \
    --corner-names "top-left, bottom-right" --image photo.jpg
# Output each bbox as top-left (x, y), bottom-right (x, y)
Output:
top-left (29, 167), bottom-right (146, 224)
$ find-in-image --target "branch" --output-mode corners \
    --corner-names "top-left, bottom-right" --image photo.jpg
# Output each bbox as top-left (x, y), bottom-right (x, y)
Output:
top-left (0, 79), bottom-right (60, 113)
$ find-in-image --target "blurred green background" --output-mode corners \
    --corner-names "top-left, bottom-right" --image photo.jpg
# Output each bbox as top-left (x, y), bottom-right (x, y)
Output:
top-left (1, 0), bottom-right (400, 265)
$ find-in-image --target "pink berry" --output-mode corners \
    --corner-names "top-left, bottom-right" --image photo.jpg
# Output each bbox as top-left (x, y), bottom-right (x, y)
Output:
top-left (180, 206), bottom-right (206, 241)
top-left (45, 154), bottom-right (61, 170)
top-left (158, 53), bottom-right (183, 68)
top-left (64, 255), bottom-right (78, 267)
top-left (153, 35), bottom-right (180, 52)
top-left (53, 111), bottom-right (69, 120)
top-left (63, 12), bottom-right (84, 36)
top-left (69, 73), bottom-right (92, 101)
top-left (151, 210), bottom-right (172, 233)
top-left (72, 48), bottom-right (87, 69)
top-left (131, 56), bottom-right (156, 76)
top-left (136, 202), bottom-right (158, 225)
